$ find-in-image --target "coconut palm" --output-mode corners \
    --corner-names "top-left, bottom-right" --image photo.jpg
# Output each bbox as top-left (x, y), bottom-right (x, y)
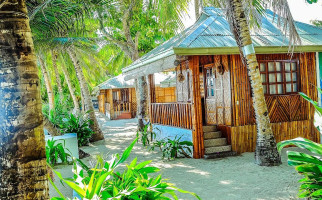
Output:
top-left (38, 54), bottom-right (55, 112)
top-left (28, 0), bottom-right (109, 141)
top-left (0, 1), bottom-right (49, 198)
top-left (93, 0), bottom-right (190, 130)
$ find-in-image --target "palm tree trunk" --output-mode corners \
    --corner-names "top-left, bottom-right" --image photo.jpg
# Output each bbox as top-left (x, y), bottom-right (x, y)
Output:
top-left (0, 1), bottom-right (49, 198)
top-left (39, 56), bottom-right (55, 113)
top-left (131, 51), bottom-right (148, 131)
top-left (43, 116), bottom-right (61, 136)
top-left (194, 0), bottom-right (201, 19)
top-left (228, 0), bottom-right (281, 166)
top-left (67, 48), bottom-right (104, 142)
top-left (52, 50), bottom-right (63, 99)
top-left (137, 76), bottom-right (148, 130)
top-left (61, 56), bottom-right (80, 112)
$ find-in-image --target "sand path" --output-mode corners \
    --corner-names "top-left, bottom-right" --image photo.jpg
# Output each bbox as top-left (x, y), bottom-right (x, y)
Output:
top-left (50, 112), bottom-right (301, 200)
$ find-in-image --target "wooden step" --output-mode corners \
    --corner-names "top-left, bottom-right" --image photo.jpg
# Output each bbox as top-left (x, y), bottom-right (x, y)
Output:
top-left (115, 112), bottom-right (132, 120)
top-left (204, 131), bottom-right (222, 140)
top-left (204, 151), bottom-right (237, 159)
top-left (203, 125), bottom-right (217, 133)
top-left (205, 145), bottom-right (231, 154)
top-left (204, 138), bottom-right (227, 148)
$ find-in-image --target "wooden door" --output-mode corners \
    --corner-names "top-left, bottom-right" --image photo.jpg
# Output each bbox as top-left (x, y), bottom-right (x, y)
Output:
top-left (205, 65), bottom-right (217, 125)
top-left (204, 55), bottom-right (231, 125)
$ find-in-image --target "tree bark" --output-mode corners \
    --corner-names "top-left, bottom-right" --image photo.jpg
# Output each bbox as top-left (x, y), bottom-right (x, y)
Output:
top-left (67, 48), bottom-right (104, 142)
top-left (194, 0), bottom-right (201, 19)
top-left (228, 0), bottom-right (281, 166)
top-left (136, 76), bottom-right (148, 130)
top-left (52, 50), bottom-right (63, 99)
top-left (0, 0), bottom-right (49, 199)
top-left (39, 56), bottom-right (55, 113)
top-left (43, 117), bottom-right (61, 136)
top-left (61, 57), bottom-right (80, 113)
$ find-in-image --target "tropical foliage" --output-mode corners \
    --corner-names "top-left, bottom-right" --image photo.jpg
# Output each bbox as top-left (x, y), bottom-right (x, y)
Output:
top-left (63, 112), bottom-right (94, 146)
top-left (277, 89), bottom-right (322, 199)
top-left (151, 136), bottom-right (193, 160)
top-left (50, 139), bottom-right (200, 199)
top-left (46, 139), bottom-right (72, 166)
top-left (277, 138), bottom-right (322, 199)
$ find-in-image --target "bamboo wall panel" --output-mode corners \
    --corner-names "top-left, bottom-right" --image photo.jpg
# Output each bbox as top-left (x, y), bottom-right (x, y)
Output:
top-left (230, 120), bottom-right (320, 154)
top-left (230, 53), bottom-right (317, 126)
top-left (155, 87), bottom-right (176, 103)
top-left (176, 61), bottom-right (191, 102)
top-left (130, 88), bottom-right (137, 117)
top-left (151, 103), bottom-right (192, 129)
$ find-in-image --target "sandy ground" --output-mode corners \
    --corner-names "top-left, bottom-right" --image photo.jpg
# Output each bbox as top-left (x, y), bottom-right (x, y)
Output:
top-left (49, 112), bottom-right (301, 200)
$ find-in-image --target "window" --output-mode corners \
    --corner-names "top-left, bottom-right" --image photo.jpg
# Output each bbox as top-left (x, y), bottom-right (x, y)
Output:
top-left (206, 68), bottom-right (215, 98)
top-left (260, 60), bottom-right (299, 95)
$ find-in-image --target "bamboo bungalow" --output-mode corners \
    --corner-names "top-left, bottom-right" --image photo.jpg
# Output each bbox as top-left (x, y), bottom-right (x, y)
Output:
top-left (97, 73), bottom-right (176, 120)
top-left (122, 7), bottom-right (322, 158)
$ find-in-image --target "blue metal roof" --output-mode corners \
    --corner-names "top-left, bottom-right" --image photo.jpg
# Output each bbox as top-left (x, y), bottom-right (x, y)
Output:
top-left (122, 7), bottom-right (322, 79)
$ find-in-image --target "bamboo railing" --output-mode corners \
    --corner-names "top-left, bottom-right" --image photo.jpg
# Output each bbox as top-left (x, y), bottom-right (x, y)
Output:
top-left (151, 103), bottom-right (192, 129)
top-left (113, 102), bottom-right (131, 119)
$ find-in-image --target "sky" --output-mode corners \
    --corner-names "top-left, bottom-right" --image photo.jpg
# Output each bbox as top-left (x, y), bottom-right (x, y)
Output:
top-left (183, 0), bottom-right (322, 28)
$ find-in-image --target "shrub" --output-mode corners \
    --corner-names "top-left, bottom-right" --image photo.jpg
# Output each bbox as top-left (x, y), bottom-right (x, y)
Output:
top-left (46, 138), bottom-right (71, 166)
top-left (277, 138), bottom-right (322, 199)
top-left (49, 138), bottom-right (201, 200)
top-left (151, 135), bottom-right (193, 160)
top-left (62, 111), bottom-right (94, 146)
top-left (277, 90), bottom-right (322, 199)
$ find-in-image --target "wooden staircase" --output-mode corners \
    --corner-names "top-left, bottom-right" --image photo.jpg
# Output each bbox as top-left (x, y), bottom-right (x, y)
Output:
top-left (203, 125), bottom-right (237, 159)
top-left (115, 112), bottom-right (132, 120)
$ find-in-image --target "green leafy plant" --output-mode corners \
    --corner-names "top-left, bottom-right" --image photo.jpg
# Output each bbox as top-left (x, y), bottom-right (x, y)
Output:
top-left (43, 95), bottom-right (73, 129)
top-left (49, 138), bottom-right (201, 200)
top-left (136, 123), bottom-right (157, 147)
top-left (63, 111), bottom-right (94, 146)
top-left (46, 138), bottom-right (72, 166)
top-left (300, 90), bottom-right (322, 132)
top-left (151, 135), bottom-right (193, 160)
top-left (276, 90), bottom-right (322, 199)
top-left (277, 138), bottom-right (322, 199)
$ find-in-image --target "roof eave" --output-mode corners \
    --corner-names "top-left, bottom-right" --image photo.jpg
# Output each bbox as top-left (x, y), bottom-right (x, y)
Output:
top-left (122, 49), bottom-right (175, 74)
top-left (174, 45), bottom-right (322, 55)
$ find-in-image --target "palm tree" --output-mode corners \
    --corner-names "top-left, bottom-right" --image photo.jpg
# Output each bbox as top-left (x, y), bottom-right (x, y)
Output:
top-left (60, 54), bottom-right (81, 112)
top-left (52, 50), bottom-right (64, 99)
top-left (67, 47), bottom-right (105, 141)
top-left (38, 55), bottom-right (55, 112)
top-left (94, 0), bottom-right (190, 130)
top-left (28, 0), bottom-right (109, 142)
top-left (0, 1), bottom-right (49, 198)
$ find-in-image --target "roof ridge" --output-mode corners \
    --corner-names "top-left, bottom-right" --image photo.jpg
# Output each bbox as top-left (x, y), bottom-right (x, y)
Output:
top-left (178, 16), bottom-right (217, 47)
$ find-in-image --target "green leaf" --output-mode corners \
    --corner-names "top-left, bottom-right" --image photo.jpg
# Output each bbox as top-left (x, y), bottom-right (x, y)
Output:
top-left (287, 151), bottom-right (322, 166)
top-left (139, 167), bottom-right (160, 174)
top-left (277, 137), bottom-right (322, 154)
top-left (48, 173), bottom-right (65, 199)
top-left (52, 169), bottom-right (86, 198)
top-left (114, 138), bottom-right (138, 168)
top-left (135, 160), bottom-right (152, 170)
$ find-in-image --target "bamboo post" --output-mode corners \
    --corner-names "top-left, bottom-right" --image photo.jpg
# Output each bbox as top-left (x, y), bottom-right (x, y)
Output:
top-left (189, 56), bottom-right (204, 158)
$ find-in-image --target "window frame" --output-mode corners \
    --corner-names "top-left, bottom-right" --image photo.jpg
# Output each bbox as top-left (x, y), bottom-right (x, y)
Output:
top-left (259, 59), bottom-right (300, 96)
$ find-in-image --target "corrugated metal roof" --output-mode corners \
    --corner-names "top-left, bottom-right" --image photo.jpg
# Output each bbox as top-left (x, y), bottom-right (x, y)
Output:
top-left (98, 72), bottom-right (175, 90)
top-left (122, 7), bottom-right (322, 78)
top-left (99, 74), bottom-right (135, 89)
